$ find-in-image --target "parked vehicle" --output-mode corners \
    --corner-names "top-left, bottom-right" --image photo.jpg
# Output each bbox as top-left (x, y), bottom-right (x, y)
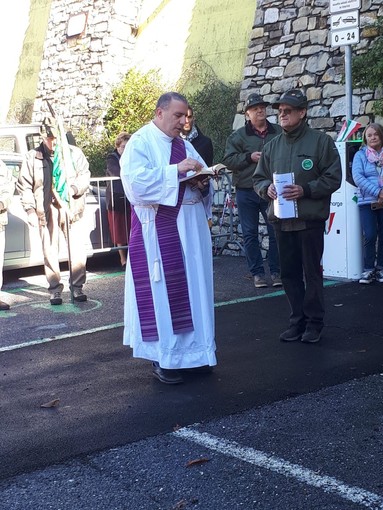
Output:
top-left (0, 124), bottom-right (41, 154)
top-left (0, 151), bottom-right (126, 270)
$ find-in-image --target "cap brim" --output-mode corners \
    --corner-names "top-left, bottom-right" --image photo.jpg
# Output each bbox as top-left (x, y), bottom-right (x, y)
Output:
top-left (245, 102), bottom-right (269, 110)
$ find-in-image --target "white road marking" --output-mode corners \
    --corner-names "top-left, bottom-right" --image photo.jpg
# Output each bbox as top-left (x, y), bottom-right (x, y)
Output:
top-left (0, 323), bottom-right (123, 352)
top-left (174, 428), bottom-right (383, 509)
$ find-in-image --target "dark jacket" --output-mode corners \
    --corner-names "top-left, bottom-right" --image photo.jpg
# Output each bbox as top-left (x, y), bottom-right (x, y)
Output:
top-left (222, 120), bottom-right (282, 188)
top-left (190, 127), bottom-right (214, 167)
top-left (253, 122), bottom-right (342, 223)
top-left (106, 150), bottom-right (129, 212)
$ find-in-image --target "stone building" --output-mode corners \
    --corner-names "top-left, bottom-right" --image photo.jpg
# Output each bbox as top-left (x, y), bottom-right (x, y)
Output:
top-left (235, 0), bottom-right (383, 133)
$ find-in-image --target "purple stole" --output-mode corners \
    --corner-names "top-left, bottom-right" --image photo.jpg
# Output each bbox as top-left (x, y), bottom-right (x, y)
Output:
top-left (129, 137), bottom-right (194, 341)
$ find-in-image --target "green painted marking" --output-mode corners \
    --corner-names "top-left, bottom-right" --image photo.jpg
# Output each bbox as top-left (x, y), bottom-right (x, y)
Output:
top-left (31, 299), bottom-right (102, 314)
top-left (214, 280), bottom-right (340, 308)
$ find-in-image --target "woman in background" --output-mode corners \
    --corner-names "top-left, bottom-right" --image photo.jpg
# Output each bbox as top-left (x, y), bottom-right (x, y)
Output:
top-left (106, 132), bottom-right (131, 268)
top-left (352, 123), bottom-right (383, 284)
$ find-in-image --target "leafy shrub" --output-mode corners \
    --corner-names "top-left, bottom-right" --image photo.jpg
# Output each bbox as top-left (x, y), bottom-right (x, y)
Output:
top-left (352, 17), bottom-right (383, 116)
top-left (104, 68), bottom-right (165, 140)
top-left (75, 68), bottom-right (165, 176)
top-left (178, 61), bottom-right (240, 163)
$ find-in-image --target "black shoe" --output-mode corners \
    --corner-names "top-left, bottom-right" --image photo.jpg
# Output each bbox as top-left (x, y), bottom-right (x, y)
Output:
top-left (279, 324), bottom-right (305, 342)
top-left (0, 300), bottom-right (10, 311)
top-left (50, 291), bottom-right (63, 306)
top-left (152, 365), bottom-right (183, 384)
top-left (73, 289), bottom-right (87, 302)
top-left (301, 329), bottom-right (322, 344)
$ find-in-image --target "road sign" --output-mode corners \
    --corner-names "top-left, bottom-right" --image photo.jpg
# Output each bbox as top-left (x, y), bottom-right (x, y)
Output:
top-left (330, 0), bottom-right (360, 14)
top-left (331, 27), bottom-right (360, 47)
top-left (330, 10), bottom-right (359, 30)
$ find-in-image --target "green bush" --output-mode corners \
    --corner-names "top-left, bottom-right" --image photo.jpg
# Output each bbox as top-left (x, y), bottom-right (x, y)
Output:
top-left (352, 17), bottom-right (383, 116)
top-left (76, 68), bottom-right (165, 176)
top-left (75, 65), bottom-right (240, 174)
top-left (75, 128), bottom-right (113, 177)
top-left (104, 68), bottom-right (165, 140)
top-left (178, 62), bottom-right (240, 163)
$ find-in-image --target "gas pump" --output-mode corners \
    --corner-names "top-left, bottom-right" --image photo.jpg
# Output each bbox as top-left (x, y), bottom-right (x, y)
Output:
top-left (322, 141), bottom-right (363, 280)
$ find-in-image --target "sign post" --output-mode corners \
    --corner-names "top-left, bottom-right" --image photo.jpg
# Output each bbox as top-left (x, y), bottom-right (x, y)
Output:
top-left (330, 0), bottom-right (361, 122)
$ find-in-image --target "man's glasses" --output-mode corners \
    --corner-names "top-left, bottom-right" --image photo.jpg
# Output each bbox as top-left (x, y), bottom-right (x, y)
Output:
top-left (278, 108), bottom-right (298, 115)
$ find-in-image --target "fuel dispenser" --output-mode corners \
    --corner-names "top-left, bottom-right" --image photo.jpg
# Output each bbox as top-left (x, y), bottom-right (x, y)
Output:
top-left (322, 140), bottom-right (363, 280)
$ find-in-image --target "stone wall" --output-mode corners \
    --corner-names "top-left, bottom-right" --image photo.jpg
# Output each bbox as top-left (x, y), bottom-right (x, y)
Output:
top-left (223, 0), bottom-right (383, 262)
top-left (238, 0), bottom-right (383, 135)
top-left (33, 0), bottom-right (140, 129)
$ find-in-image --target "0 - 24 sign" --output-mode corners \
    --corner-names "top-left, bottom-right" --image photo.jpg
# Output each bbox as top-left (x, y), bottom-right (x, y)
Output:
top-left (331, 26), bottom-right (359, 47)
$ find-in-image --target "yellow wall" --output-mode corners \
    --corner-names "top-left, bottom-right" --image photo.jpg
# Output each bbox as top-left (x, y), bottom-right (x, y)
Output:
top-left (132, 0), bottom-right (255, 91)
top-left (7, 0), bottom-right (52, 122)
top-left (183, 0), bottom-right (256, 86)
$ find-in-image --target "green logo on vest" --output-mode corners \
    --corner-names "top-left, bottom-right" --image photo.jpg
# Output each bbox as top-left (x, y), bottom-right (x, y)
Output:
top-left (302, 159), bottom-right (313, 170)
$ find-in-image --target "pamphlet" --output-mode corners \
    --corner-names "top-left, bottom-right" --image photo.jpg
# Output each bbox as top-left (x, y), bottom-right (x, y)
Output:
top-left (273, 172), bottom-right (298, 219)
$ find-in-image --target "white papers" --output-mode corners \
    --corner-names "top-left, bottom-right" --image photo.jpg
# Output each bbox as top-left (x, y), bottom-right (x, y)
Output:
top-left (273, 172), bottom-right (298, 219)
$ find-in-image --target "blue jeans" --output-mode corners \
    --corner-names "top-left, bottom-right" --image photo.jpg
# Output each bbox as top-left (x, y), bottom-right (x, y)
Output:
top-left (359, 204), bottom-right (383, 270)
top-left (236, 188), bottom-right (279, 276)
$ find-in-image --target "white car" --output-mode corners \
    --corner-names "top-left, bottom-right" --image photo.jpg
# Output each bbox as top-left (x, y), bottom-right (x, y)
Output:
top-left (0, 130), bottom-right (124, 270)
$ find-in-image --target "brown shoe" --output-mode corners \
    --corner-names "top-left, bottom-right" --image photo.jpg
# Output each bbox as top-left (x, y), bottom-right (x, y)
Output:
top-left (0, 300), bottom-right (10, 311)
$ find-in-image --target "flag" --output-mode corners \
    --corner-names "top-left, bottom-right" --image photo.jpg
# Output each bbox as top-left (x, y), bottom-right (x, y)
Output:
top-left (336, 120), bottom-right (363, 142)
top-left (52, 117), bottom-right (75, 211)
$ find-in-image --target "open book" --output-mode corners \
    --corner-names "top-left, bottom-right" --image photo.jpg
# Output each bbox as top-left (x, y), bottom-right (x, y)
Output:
top-left (179, 163), bottom-right (226, 182)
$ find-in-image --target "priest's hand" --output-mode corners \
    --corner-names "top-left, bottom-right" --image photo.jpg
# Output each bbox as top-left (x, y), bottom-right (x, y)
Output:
top-left (177, 158), bottom-right (203, 174)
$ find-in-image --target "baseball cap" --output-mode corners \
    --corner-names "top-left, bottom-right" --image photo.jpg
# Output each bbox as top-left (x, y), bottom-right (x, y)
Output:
top-left (40, 117), bottom-right (57, 138)
top-left (244, 93), bottom-right (269, 111)
top-left (272, 89), bottom-right (308, 109)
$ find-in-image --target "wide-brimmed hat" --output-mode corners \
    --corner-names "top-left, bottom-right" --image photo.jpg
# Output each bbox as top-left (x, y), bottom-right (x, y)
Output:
top-left (272, 89), bottom-right (308, 109)
top-left (40, 117), bottom-right (57, 138)
top-left (244, 93), bottom-right (269, 111)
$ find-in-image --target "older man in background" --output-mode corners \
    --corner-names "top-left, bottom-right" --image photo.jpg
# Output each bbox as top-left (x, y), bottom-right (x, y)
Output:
top-left (17, 119), bottom-right (90, 305)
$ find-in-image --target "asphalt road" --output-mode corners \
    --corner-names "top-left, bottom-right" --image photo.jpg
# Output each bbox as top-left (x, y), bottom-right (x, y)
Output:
top-left (0, 255), bottom-right (382, 509)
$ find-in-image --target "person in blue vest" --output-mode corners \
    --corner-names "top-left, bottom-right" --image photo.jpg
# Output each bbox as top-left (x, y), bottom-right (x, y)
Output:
top-left (352, 122), bottom-right (383, 284)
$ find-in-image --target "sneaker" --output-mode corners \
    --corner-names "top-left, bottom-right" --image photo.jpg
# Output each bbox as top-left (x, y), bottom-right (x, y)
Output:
top-left (254, 275), bottom-right (268, 288)
top-left (375, 269), bottom-right (383, 283)
top-left (0, 299), bottom-right (10, 311)
top-left (301, 329), bottom-right (322, 344)
top-left (279, 324), bottom-right (305, 342)
top-left (359, 270), bottom-right (375, 284)
top-left (73, 289), bottom-right (87, 302)
top-left (271, 273), bottom-right (282, 287)
top-left (50, 291), bottom-right (63, 305)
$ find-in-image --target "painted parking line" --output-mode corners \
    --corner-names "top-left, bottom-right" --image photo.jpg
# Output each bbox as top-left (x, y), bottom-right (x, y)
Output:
top-left (0, 279), bottom-right (341, 353)
top-left (174, 428), bottom-right (383, 509)
top-left (0, 322), bottom-right (123, 352)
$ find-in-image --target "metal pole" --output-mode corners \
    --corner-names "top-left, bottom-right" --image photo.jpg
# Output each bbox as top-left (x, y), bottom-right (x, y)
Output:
top-left (345, 45), bottom-right (353, 122)
top-left (65, 211), bottom-right (74, 304)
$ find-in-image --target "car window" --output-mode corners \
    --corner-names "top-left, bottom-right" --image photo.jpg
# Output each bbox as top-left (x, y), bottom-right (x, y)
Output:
top-left (0, 136), bottom-right (17, 152)
top-left (26, 133), bottom-right (41, 151)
